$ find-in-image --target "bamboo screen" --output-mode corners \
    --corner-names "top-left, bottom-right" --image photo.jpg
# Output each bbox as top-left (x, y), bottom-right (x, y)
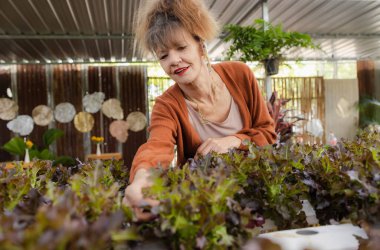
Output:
top-left (257, 77), bottom-right (326, 144)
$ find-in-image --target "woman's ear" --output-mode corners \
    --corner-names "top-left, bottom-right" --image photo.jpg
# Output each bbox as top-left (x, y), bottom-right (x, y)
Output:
top-left (199, 41), bottom-right (207, 56)
top-left (198, 41), bottom-right (205, 56)
top-left (199, 41), bottom-right (212, 72)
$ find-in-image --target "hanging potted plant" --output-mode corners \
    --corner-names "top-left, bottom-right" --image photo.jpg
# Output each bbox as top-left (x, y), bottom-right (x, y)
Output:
top-left (223, 19), bottom-right (319, 75)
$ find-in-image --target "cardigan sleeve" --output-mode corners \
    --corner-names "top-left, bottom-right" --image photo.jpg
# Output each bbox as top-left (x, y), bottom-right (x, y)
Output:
top-left (233, 63), bottom-right (277, 147)
top-left (129, 99), bottom-right (177, 183)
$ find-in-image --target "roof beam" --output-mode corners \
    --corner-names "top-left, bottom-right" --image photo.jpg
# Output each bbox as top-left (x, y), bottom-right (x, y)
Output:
top-left (0, 32), bottom-right (378, 40)
top-left (0, 34), bottom-right (134, 39)
top-left (309, 33), bottom-right (380, 39)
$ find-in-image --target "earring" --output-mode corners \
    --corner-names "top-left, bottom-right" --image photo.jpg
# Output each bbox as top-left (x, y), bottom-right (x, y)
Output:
top-left (202, 42), bottom-right (212, 73)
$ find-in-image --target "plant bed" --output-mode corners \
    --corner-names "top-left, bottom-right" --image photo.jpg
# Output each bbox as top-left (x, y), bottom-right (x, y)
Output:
top-left (0, 128), bottom-right (379, 249)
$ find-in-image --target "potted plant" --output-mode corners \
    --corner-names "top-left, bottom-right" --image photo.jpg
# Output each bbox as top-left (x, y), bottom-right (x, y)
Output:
top-left (224, 19), bottom-right (319, 75)
top-left (1, 128), bottom-right (75, 166)
top-left (266, 91), bottom-right (305, 143)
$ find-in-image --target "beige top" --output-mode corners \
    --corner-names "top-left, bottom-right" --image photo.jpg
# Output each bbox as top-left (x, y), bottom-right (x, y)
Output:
top-left (185, 98), bottom-right (244, 142)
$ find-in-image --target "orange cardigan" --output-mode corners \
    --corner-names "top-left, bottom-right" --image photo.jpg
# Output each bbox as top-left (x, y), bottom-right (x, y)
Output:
top-left (129, 61), bottom-right (276, 182)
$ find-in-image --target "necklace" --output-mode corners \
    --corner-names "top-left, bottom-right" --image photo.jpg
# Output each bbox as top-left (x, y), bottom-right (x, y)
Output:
top-left (194, 102), bottom-right (211, 125)
top-left (186, 69), bottom-right (218, 125)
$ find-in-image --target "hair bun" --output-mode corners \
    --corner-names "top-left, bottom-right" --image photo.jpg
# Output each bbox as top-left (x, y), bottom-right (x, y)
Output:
top-left (135, 0), bottom-right (219, 54)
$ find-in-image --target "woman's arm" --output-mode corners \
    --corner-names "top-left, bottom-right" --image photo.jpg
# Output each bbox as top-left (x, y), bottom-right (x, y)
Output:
top-left (124, 100), bottom-right (177, 220)
top-left (129, 99), bottom-right (177, 182)
top-left (123, 168), bottom-right (159, 221)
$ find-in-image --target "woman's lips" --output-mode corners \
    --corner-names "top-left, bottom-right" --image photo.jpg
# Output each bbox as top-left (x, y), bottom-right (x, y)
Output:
top-left (174, 66), bottom-right (190, 76)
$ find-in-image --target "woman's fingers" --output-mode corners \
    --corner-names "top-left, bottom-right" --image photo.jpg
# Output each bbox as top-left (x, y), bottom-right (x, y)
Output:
top-left (123, 178), bottom-right (160, 221)
top-left (123, 194), bottom-right (158, 221)
top-left (129, 197), bottom-right (160, 221)
top-left (196, 138), bottom-right (225, 156)
top-left (122, 195), bottom-right (132, 207)
top-left (196, 138), bottom-right (211, 154)
top-left (134, 208), bottom-right (157, 221)
top-left (144, 197), bottom-right (160, 207)
top-left (196, 139), bottom-right (214, 157)
top-left (195, 136), bottom-right (242, 158)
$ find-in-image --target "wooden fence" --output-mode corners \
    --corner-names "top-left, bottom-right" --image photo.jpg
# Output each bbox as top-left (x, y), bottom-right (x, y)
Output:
top-left (257, 77), bottom-right (325, 144)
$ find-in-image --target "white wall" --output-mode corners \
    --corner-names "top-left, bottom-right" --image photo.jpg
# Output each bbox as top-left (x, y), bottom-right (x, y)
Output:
top-left (324, 79), bottom-right (359, 141)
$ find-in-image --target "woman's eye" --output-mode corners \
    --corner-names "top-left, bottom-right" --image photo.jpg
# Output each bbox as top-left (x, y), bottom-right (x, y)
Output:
top-left (178, 46), bottom-right (186, 50)
top-left (159, 55), bottom-right (167, 60)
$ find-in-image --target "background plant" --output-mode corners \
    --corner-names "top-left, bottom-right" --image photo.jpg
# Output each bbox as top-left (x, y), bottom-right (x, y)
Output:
top-left (223, 19), bottom-right (319, 62)
top-left (267, 91), bottom-right (305, 143)
top-left (358, 97), bottom-right (380, 127)
top-left (2, 128), bottom-right (75, 166)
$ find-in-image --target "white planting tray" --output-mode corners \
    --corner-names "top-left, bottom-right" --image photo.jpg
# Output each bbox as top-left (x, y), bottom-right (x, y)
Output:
top-left (258, 224), bottom-right (368, 250)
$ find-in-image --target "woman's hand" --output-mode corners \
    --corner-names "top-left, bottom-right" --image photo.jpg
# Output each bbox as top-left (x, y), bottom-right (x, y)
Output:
top-left (195, 136), bottom-right (241, 158)
top-left (123, 169), bottom-right (159, 221)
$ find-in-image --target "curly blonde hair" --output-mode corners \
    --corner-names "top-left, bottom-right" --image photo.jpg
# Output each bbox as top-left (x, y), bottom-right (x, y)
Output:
top-left (134, 0), bottom-right (219, 55)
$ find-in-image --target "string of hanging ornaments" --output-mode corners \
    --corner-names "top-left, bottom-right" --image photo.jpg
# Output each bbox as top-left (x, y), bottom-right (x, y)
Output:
top-left (0, 92), bottom-right (147, 144)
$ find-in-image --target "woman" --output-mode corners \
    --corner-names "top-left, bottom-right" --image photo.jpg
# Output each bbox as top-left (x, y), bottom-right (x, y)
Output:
top-left (124, 0), bottom-right (276, 220)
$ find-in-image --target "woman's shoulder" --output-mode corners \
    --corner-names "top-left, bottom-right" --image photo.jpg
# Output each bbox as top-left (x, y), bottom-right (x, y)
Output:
top-left (214, 61), bottom-right (251, 72)
top-left (153, 84), bottom-right (183, 112)
top-left (156, 84), bottom-right (181, 103)
top-left (213, 61), bottom-right (254, 86)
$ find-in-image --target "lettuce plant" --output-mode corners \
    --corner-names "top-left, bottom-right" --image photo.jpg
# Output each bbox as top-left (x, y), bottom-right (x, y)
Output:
top-left (0, 129), bottom-right (379, 249)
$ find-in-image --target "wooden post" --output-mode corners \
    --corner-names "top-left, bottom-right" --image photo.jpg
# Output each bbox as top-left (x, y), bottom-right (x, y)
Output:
top-left (357, 60), bottom-right (379, 126)
top-left (262, 0), bottom-right (272, 99)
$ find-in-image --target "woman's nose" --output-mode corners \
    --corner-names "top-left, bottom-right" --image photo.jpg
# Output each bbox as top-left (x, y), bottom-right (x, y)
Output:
top-left (169, 52), bottom-right (182, 66)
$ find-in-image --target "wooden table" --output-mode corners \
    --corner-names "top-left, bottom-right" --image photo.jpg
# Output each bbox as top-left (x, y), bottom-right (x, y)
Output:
top-left (1, 161), bottom-right (33, 169)
top-left (85, 152), bottom-right (122, 161)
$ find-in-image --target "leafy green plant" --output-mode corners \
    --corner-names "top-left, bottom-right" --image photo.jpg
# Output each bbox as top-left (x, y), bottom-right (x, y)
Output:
top-left (0, 130), bottom-right (379, 249)
top-left (267, 91), bottom-right (305, 143)
top-left (2, 128), bottom-right (75, 166)
top-left (0, 161), bottom-right (52, 211)
top-left (0, 159), bottom-right (136, 250)
top-left (224, 19), bottom-right (319, 74)
top-left (358, 97), bottom-right (380, 127)
top-left (145, 163), bottom-right (254, 249)
top-left (2, 128), bottom-right (63, 159)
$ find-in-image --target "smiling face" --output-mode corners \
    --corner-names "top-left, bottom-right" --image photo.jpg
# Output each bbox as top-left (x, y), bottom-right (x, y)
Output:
top-left (155, 27), bottom-right (205, 85)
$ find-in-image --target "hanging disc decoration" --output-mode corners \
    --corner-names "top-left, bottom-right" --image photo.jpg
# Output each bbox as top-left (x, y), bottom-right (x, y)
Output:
top-left (83, 92), bottom-right (105, 113)
top-left (126, 111), bottom-right (147, 132)
top-left (0, 98), bottom-right (18, 121)
top-left (74, 112), bottom-right (94, 133)
top-left (54, 102), bottom-right (76, 123)
top-left (101, 99), bottom-right (124, 120)
top-left (32, 105), bottom-right (53, 126)
top-left (109, 120), bottom-right (129, 143)
top-left (7, 115), bottom-right (34, 136)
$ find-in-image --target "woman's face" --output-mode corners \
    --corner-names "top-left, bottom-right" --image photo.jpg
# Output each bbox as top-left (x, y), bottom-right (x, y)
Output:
top-left (155, 28), bottom-right (204, 85)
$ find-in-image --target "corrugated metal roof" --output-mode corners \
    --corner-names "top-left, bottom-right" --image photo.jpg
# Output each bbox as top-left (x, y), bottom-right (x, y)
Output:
top-left (0, 0), bottom-right (378, 64)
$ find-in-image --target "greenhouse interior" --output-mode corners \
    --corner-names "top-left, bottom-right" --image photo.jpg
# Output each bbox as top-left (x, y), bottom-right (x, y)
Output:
top-left (0, 0), bottom-right (379, 249)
